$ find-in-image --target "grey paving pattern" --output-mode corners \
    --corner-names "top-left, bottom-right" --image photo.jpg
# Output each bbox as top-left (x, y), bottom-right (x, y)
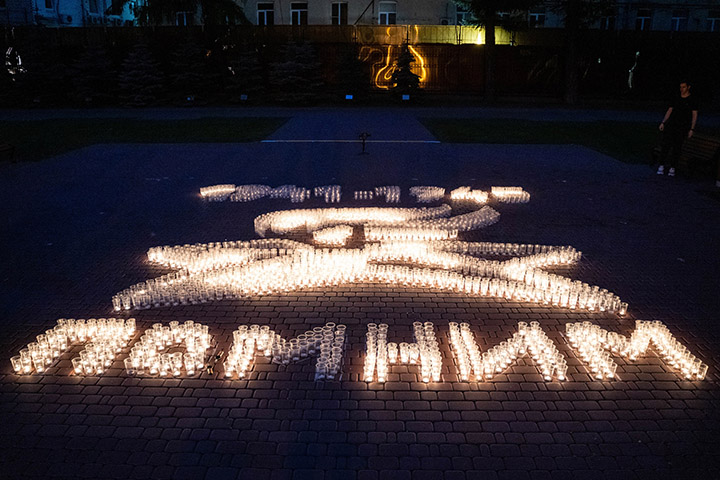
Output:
top-left (1, 108), bottom-right (719, 480)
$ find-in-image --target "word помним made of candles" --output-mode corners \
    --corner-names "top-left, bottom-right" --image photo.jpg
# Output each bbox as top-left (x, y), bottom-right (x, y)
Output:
top-left (12, 320), bottom-right (707, 382)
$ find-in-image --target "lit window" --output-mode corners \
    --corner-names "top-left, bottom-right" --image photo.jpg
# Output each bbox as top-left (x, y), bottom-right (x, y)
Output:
top-left (671, 9), bottom-right (687, 31)
top-left (708, 10), bottom-right (720, 32)
top-left (378, 2), bottom-right (396, 25)
top-left (529, 8), bottom-right (545, 27)
top-left (456, 5), bottom-right (470, 25)
top-left (332, 2), bottom-right (347, 25)
top-left (176, 11), bottom-right (193, 26)
top-left (636, 8), bottom-right (652, 31)
top-left (291, 2), bottom-right (308, 25)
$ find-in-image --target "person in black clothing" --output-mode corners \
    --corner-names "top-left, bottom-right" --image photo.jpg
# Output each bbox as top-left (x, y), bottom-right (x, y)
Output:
top-left (657, 81), bottom-right (699, 177)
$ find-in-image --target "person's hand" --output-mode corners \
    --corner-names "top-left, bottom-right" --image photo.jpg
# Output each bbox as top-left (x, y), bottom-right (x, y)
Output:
top-left (688, 130), bottom-right (694, 139)
top-left (659, 122), bottom-right (665, 131)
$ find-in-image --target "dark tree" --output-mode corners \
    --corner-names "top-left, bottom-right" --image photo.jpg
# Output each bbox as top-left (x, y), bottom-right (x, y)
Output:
top-left (269, 41), bottom-right (324, 104)
top-left (456, 0), bottom-right (538, 102)
top-left (224, 44), bottom-right (265, 103)
top-left (334, 44), bottom-right (371, 100)
top-left (553, 0), bottom-right (611, 104)
top-left (391, 43), bottom-right (420, 96)
top-left (169, 38), bottom-right (213, 104)
top-left (118, 43), bottom-right (165, 107)
top-left (71, 45), bottom-right (117, 106)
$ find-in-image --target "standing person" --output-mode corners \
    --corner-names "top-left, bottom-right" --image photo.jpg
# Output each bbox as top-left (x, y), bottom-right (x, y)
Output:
top-left (657, 81), bottom-right (699, 177)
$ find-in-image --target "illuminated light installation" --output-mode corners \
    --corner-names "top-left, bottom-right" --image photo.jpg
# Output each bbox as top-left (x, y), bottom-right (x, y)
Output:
top-left (122, 321), bottom-right (213, 377)
top-left (407, 44), bottom-right (428, 85)
top-left (491, 187), bottom-right (531, 203)
top-left (313, 225), bottom-right (354, 247)
top-left (566, 320), bottom-right (708, 381)
top-left (231, 184), bottom-right (273, 202)
top-left (223, 323), bottom-right (346, 380)
top-left (448, 321), bottom-right (567, 382)
top-left (364, 322), bottom-right (442, 383)
top-left (11, 318), bottom-right (136, 375)
top-left (450, 186), bottom-right (489, 205)
top-left (254, 205), bottom-right (452, 237)
top-left (374, 186), bottom-right (401, 203)
top-left (410, 186), bottom-right (445, 203)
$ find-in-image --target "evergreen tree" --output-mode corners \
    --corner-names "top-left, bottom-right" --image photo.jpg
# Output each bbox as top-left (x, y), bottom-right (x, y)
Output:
top-left (224, 44), bottom-right (264, 103)
top-left (169, 38), bottom-right (212, 104)
top-left (71, 45), bottom-right (117, 106)
top-left (269, 41), bottom-right (324, 104)
top-left (391, 43), bottom-right (420, 96)
top-left (117, 42), bottom-right (165, 107)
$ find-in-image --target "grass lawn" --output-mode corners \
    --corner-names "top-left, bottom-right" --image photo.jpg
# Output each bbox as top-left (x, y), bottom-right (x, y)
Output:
top-left (420, 118), bottom-right (660, 164)
top-left (1, 117), bottom-right (288, 162)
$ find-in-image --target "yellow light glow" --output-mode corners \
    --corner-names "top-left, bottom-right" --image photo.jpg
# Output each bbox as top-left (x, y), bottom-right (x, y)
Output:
top-left (408, 45), bottom-right (427, 84)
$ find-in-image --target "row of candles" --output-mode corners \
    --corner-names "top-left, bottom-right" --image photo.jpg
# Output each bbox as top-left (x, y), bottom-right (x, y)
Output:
top-left (314, 185), bottom-right (342, 203)
top-left (450, 187), bottom-right (489, 204)
top-left (449, 321), bottom-right (567, 382)
top-left (114, 240), bottom-right (622, 313)
top-left (490, 187), bottom-right (531, 204)
top-left (200, 184), bottom-right (530, 205)
top-left (11, 318), bottom-right (136, 375)
top-left (410, 186), bottom-right (446, 203)
top-left (147, 239), bottom-right (310, 274)
top-left (364, 226), bottom-right (458, 242)
top-left (313, 225), bottom-right (354, 246)
top-left (254, 205), bottom-right (452, 237)
top-left (223, 323), bottom-right (346, 380)
top-left (565, 320), bottom-right (708, 380)
top-left (364, 322), bottom-right (442, 383)
top-left (404, 206), bottom-right (500, 232)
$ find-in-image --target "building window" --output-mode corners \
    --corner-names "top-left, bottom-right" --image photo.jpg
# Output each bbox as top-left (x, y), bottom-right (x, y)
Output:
top-left (671, 9), bottom-right (687, 31)
top-left (257, 2), bottom-right (274, 25)
top-left (44, 0), bottom-right (53, 8)
top-left (635, 8), bottom-right (652, 31)
top-left (599, 9), bottom-right (615, 30)
top-left (332, 2), bottom-right (347, 25)
top-left (89, 0), bottom-right (99, 14)
top-left (708, 10), bottom-right (720, 32)
top-left (291, 2), bottom-right (308, 25)
top-left (378, 2), bottom-right (396, 25)
top-left (176, 11), bottom-right (193, 25)
top-left (456, 4), bottom-right (470, 25)
top-left (528, 8), bottom-right (545, 27)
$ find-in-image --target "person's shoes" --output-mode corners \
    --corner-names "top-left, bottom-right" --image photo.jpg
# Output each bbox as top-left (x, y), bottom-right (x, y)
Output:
top-left (668, 167), bottom-right (676, 177)
top-left (656, 165), bottom-right (665, 175)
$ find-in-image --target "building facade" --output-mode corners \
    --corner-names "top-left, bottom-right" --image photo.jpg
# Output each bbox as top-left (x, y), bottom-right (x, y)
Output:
top-left (1, 0), bottom-right (718, 31)
top-left (237, 0), bottom-right (720, 32)
top-left (0, 0), bottom-right (135, 26)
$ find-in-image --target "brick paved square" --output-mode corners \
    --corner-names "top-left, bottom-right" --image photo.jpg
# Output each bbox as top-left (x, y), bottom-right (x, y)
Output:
top-left (2, 107), bottom-right (720, 479)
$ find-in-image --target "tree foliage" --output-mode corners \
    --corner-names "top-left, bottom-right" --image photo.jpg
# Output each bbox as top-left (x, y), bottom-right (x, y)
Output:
top-left (72, 45), bottom-right (117, 105)
top-left (117, 42), bottom-right (165, 106)
top-left (269, 41), bottom-right (324, 104)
